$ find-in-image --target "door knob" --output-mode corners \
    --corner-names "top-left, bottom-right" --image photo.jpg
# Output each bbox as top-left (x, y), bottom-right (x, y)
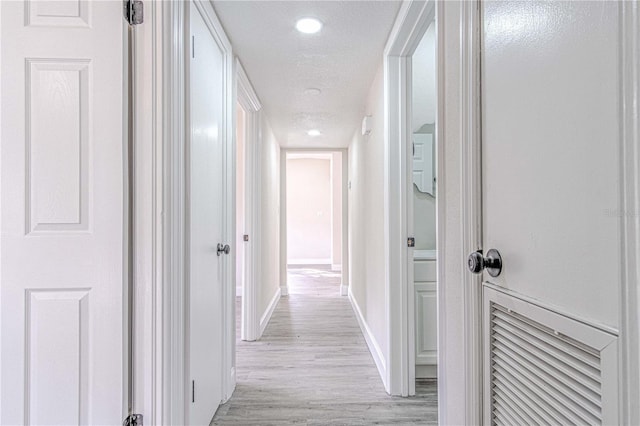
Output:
top-left (217, 243), bottom-right (231, 256)
top-left (467, 249), bottom-right (502, 277)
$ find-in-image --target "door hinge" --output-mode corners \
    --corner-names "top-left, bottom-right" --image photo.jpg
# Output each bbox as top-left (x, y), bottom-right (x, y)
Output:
top-left (407, 237), bottom-right (415, 248)
top-left (192, 380), bottom-right (195, 403)
top-left (243, 234), bottom-right (249, 242)
top-left (123, 414), bottom-right (143, 426)
top-left (124, 0), bottom-right (143, 25)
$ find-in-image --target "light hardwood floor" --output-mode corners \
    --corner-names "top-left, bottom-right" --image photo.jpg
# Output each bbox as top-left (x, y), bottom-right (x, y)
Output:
top-left (212, 265), bottom-right (438, 425)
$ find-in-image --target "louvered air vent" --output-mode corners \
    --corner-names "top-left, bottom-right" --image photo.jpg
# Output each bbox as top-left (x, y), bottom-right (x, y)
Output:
top-left (489, 301), bottom-right (604, 425)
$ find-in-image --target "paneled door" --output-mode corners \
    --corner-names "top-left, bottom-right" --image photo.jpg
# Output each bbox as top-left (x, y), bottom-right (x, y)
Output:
top-left (1, 1), bottom-right (126, 424)
top-left (189, 2), bottom-right (225, 424)
top-left (477, 1), bottom-right (620, 424)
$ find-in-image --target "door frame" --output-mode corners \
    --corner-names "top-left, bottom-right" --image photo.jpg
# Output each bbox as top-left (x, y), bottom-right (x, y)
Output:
top-left (383, 0), bottom-right (437, 397)
top-left (618, 2), bottom-right (640, 423)
top-left (235, 60), bottom-right (262, 342)
top-left (279, 148), bottom-right (349, 297)
top-left (130, 0), bottom-right (165, 422)
top-left (158, 0), bottom-right (234, 423)
top-left (458, 1), bottom-right (483, 424)
top-left (456, 1), bottom-right (640, 424)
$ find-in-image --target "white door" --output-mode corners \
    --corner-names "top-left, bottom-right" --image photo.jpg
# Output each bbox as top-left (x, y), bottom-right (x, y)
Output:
top-left (1, 1), bottom-right (125, 424)
top-left (480, 1), bottom-right (620, 423)
top-left (189, 2), bottom-right (224, 424)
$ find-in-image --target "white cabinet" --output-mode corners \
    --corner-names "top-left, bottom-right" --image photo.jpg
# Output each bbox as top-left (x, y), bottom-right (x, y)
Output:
top-left (414, 258), bottom-right (437, 378)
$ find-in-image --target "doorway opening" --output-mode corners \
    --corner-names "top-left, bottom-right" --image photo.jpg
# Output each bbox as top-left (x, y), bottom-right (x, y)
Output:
top-left (281, 150), bottom-right (348, 297)
top-left (233, 61), bottom-right (262, 347)
top-left (409, 16), bottom-right (438, 388)
top-left (383, 0), bottom-right (439, 399)
top-left (236, 102), bottom-right (247, 342)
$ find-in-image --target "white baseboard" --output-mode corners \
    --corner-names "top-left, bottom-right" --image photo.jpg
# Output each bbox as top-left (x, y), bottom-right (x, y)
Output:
top-left (332, 263), bottom-right (342, 271)
top-left (287, 258), bottom-right (331, 265)
top-left (259, 287), bottom-right (281, 337)
top-left (340, 284), bottom-right (349, 296)
top-left (348, 288), bottom-right (388, 392)
top-left (280, 284), bottom-right (289, 297)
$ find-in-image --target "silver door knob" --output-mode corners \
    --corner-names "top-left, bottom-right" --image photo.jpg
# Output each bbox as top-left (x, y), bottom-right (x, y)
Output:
top-left (467, 249), bottom-right (502, 277)
top-left (217, 243), bottom-right (231, 256)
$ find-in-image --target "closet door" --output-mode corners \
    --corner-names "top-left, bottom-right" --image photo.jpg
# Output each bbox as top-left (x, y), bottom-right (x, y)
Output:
top-left (1, 2), bottom-right (126, 424)
top-left (478, 1), bottom-right (620, 423)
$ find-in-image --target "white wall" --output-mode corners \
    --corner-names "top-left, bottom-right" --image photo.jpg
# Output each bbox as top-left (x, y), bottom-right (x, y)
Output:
top-left (411, 22), bottom-right (436, 133)
top-left (412, 21), bottom-right (437, 251)
top-left (348, 62), bottom-right (388, 367)
top-left (259, 116), bottom-right (282, 317)
top-left (286, 157), bottom-right (332, 264)
top-left (331, 152), bottom-right (342, 269)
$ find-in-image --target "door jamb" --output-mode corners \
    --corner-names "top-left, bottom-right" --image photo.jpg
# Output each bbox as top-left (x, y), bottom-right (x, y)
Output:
top-left (131, 0), bottom-right (164, 423)
top-left (160, 1), bottom-right (188, 423)
top-left (235, 60), bottom-right (262, 343)
top-left (459, 1), bottom-right (483, 424)
top-left (160, 0), bottom-right (234, 422)
top-left (619, 2), bottom-right (640, 423)
top-left (383, 0), bottom-right (435, 397)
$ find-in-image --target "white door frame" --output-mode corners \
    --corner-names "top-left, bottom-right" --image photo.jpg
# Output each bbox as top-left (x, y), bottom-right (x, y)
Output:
top-left (383, 0), bottom-right (436, 397)
top-left (458, 1), bottom-right (483, 423)
top-left (130, 0), bottom-right (165, 422)
top-left (615, 2), bottom-right (640, 423)
top-left (235, 61), bottom-right (262, 342)
top-left (157, 1), bottom-right (234, 423)
top-left (454, 1), bottom-right (640, 424)
top-left (279, 148), bottom-right (349, 297)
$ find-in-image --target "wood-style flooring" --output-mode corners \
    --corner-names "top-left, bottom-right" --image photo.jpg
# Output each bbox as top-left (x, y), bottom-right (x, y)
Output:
top-left (212, 265), bottom-right (437, 425)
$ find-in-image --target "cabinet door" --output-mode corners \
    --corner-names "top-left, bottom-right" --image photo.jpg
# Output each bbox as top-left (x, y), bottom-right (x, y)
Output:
top-left (415, 260), bottom-right (437, 378)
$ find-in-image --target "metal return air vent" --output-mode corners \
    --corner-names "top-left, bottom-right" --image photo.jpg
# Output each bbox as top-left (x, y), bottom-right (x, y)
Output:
top-left (483, 287), bottom-right (619, 426)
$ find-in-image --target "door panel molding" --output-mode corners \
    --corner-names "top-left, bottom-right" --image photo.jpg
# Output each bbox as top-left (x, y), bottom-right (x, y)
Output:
top-left (619, 2), bottom-right (640, 423)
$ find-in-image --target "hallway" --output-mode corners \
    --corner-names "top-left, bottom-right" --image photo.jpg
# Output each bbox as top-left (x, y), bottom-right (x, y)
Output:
top-left (213, 266), bottom-right (437, 425)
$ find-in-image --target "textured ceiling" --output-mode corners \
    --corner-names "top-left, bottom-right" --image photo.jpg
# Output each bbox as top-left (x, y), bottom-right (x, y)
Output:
top-left (213, 1), bottom-right (401, 148)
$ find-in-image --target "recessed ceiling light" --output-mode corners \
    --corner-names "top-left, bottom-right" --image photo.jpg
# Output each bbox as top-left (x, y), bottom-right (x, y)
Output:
top-left (304, 88), bottom-right (322, 96)
top-left (307, 129), bottom-right (321, 136)
top-left (296, 17), bottom-right (323, 34)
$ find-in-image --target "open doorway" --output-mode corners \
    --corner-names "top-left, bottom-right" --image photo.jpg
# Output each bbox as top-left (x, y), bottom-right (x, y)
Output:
top-left (236, 102), bottom-right (247, 342)
top-left (383, 0), bottom-right (439, 398)
top-left (281, 150), bottom-right (348, 297)
top-left (233, 62), bottom-right (263, 346)
top-left (410, 17), bottom-right (438, 386)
